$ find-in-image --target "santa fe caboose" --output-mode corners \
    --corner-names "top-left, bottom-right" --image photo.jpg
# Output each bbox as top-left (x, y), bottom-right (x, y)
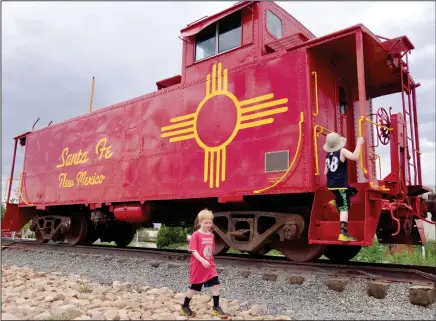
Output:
top-left (3, 0), bottom-right (435, 262)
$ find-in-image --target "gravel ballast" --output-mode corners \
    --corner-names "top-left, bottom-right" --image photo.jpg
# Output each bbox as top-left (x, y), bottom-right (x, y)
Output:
top-left (2, 247), bottom-right (435, 320)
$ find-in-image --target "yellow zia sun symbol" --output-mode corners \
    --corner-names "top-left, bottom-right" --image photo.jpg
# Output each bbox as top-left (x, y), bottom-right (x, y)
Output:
top-left (160, 63), bottom-right (289, 188)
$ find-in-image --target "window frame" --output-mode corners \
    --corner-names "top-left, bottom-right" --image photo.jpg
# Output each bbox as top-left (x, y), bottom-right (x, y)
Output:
top-left (266, 10), bottom-right (283, 39)
top-left (194, 10), bottom-right (243, 63)
top-left (338, 86), bottom-right (347, 115)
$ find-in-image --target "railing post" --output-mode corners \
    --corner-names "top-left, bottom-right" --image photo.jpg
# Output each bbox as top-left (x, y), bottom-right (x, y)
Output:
top-left (6, 139), bottom-right (18, 203)
top-left (355, 30), bottom-right (371, 181)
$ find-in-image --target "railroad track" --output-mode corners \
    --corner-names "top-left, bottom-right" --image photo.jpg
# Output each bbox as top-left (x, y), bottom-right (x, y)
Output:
top-left (2, 238), bottom-right (436, 287)
top-left (3, 239), bottom-right (436, 285)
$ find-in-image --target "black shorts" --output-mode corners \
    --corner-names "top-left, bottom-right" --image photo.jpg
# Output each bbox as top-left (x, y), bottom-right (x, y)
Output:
top-left (330, 186), bottom-right (357, 212)
top-left (189, 276), bottom-right (220, 292)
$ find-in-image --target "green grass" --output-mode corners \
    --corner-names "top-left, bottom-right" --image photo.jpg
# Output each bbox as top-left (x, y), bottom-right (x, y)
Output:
top-left (161, 240), bottom-right (435, 266)
top-left (103, 236), bottom-right (435, 266)
top-left (351, 239), bottom-right (436, 266)
top-left (164, 242), bottom-right (188, 249)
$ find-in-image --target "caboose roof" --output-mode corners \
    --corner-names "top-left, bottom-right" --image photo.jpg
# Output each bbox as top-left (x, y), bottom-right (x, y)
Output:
top-left (180, 0), bottom-right (258, 38)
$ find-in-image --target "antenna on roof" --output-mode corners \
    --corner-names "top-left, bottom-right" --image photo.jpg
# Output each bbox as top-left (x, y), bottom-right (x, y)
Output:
top-left (32, 118), bottom-right (40, 131)
top-left (89, 77), bottom-right (95, 113)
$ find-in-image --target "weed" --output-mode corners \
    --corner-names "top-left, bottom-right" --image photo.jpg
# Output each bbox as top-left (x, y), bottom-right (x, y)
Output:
top-left (78, 282), bottom-right (92, 293)
top-left (47, 313), bottom-right (69, 320)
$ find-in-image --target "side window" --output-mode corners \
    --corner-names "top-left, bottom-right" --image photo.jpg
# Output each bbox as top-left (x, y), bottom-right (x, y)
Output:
top-left (338, 86), bottom-right (347, 115)
top-left (194, 10), bottom-right (242, 62)
top-left (218, 10), bottom-right (242, 53)
top-left (195, 24), bottom-right (216, 61)
top-left (266, 10), bottom-right (283, 39)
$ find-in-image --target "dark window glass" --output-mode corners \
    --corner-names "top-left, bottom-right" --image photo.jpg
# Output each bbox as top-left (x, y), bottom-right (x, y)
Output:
top-left (218, 10), bottom-right (242, 53)
top-left (195, 23), bottom-right (216, 61)
top-left (267, 11), bottom-right (282, 39)
top-left (339, 87), bottom-right (347, 115)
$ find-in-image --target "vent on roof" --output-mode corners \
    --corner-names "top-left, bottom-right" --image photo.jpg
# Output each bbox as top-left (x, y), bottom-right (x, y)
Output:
top-left (265, 150), bottom-right (289, 173)
top-left (265, 32), bottom-right (309, 53)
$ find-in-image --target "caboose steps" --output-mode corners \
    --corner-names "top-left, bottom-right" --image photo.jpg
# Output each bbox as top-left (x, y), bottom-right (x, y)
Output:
top-left (309, 220), bottom-right (366, 245)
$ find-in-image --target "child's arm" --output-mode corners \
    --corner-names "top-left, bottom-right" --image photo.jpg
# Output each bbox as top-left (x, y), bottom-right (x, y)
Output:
top-left (191, 250), bottom-right (211, 268)
top-left (324, 163), bottom-right (328, 175)
top-left (341, 137), bottom-right (364, 161)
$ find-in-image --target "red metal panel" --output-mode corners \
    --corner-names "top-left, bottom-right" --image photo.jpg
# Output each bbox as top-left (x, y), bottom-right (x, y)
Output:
top-left (261, 1), bottom-right (315, 55)
top-left (1, 203), bottom-right (35, 232)
top-left (241, 6), bottom-right (254, 46)
top-left (19, 49), bottom-right (313, 206)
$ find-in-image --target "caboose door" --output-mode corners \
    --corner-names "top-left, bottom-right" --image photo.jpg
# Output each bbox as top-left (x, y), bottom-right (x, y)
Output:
top-left (336, 84), bottom-right (357, 183)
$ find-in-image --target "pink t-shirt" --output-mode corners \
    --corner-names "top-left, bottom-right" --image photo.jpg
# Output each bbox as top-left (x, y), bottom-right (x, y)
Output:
top-left (188, 230), bottom-right (218, 284)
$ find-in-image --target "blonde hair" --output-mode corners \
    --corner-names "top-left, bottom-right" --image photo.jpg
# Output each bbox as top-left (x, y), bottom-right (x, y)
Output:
top-left (197, 209), bottom-right (214, 222)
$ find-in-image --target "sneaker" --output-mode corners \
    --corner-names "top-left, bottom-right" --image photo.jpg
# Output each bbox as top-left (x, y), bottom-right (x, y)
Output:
top-left (338, 232), bottom-right (357, 242)
top-left (180, 306), bottom-right (196, 318)
top-left (211, 306), bottom-right (230, 319)
top-left (327, 200), bottom-right (338, 213)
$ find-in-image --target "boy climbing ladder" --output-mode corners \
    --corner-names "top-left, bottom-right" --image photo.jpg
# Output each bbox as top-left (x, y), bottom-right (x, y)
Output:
top-left (323, 132), bottom-right (364, 242)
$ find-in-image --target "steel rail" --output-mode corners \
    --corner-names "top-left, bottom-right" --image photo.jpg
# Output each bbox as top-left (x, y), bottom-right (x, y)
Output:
top-left (2, 239), bottom-right (435, 286)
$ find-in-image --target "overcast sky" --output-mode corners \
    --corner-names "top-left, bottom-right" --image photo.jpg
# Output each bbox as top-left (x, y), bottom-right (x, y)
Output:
top-left (2, 1), bottom-right (435, 201)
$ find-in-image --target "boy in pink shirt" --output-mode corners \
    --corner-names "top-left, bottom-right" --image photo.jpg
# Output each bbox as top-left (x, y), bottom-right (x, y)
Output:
top-left (180, 209), bottom-right (229, 319)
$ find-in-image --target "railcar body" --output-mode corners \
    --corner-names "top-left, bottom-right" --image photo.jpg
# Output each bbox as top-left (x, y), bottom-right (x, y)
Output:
top-left (3, 1), bottom-right (435, 262)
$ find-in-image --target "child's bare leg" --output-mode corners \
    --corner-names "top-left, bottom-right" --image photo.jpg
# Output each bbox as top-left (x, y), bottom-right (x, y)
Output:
top-left (186, 288), bottom-right (196, 300)
top-left (212, 284), bottom-right (220, 307)
top-left (340, 211), bottom-right (348, 223)
top-left (338, 191), bottom-right (356, 241)
top-left (211, 284), bottom-right (229, 318)
top-left (182, 288), bottom-right (196, 307)
top-left (180, 288), bottom-right (198, 317)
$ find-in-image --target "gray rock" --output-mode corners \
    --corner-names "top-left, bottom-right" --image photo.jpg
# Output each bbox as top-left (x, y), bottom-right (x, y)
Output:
top-left (3, 247), bottom-right (436, 320)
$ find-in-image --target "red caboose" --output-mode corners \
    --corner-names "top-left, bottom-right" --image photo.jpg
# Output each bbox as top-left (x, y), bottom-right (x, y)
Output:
top-left (2, 1), bottom-right (435, 262)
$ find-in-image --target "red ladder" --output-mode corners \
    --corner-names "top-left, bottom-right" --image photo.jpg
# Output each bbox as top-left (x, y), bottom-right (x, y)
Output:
top-left (399, 55), bottom-right (422, 186)
top-left (379, 35), bottom-right (422, 187)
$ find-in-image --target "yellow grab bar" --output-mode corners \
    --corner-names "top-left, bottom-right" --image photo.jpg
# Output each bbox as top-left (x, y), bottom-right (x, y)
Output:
top-left (254, 112), bottom-right (305, 194)
top-left (370, 181), bottom-right (390, 191)
top-left (358, 115), bottom-right (393, 177)
top-left (358, 116), bottom-right (368, 175)
top-left (312, 72), bottom-right (319, 116)
top-left (17, 171), bottom-right (33, 206)
top-left (365, 118), bottom-right (392, 132)
top-left (313, 124), bottom-right (333, 176)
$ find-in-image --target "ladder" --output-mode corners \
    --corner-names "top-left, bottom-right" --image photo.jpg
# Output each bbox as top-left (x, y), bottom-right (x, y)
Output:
top-left (379, 34), bottom-right (422, 187)
top-left (399, 54), bottom-right (422, 186)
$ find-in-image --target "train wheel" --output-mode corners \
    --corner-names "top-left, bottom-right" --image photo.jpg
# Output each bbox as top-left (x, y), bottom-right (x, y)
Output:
top-left (114, 223), bottom-right (135, 248)
top-left (35, 230), bottom-right (48, 244)
top-left (55, 235), bottom-right (65, 244)
top-left (84, 218), bottom-right (98, 245)
top-left (248, 245), bottom-right (271, 257)
top-left (194, 217), bottom-right (229, 255)
top-left (214, 236), bottom-right (229, 255)
top-left (277, 239), bottom-right (326, 262)
top-left (323, 245), bottom-right (362, 263)
top-left (84, 224), bottom-right (98, 245)
top-left (275, 206), bottom-right (326, 262)
top-left (64, 213), bottom-right (88, 246)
